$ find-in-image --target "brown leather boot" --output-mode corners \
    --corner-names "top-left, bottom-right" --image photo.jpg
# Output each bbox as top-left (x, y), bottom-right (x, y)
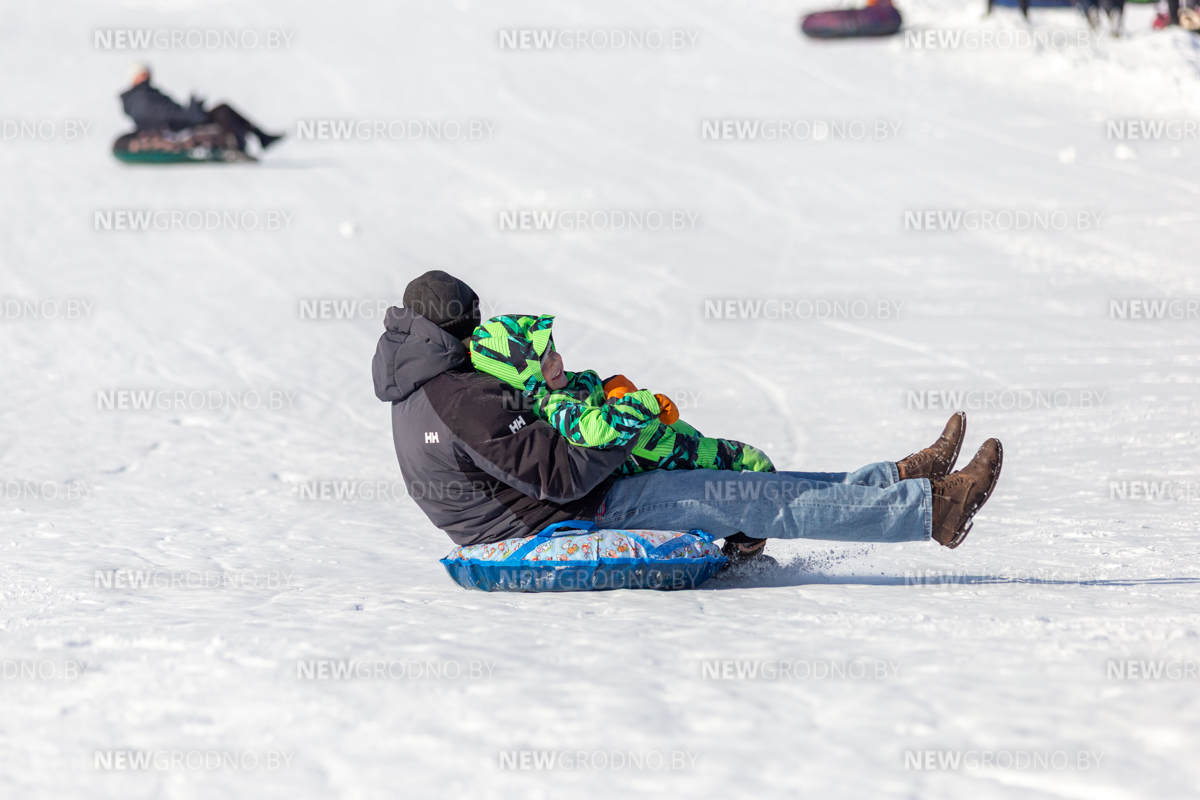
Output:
top-left (897, 412), bottom-right (967, 481)
top-left (930, 438), bottom-right (1003, 548)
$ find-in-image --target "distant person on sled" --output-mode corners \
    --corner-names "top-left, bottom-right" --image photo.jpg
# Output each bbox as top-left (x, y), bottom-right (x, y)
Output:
top-left (113, 64), bottom-right (283, 163)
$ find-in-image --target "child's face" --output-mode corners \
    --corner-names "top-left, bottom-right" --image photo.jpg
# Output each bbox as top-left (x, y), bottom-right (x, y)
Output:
top-left (540, 349), bottom-right (567, 390)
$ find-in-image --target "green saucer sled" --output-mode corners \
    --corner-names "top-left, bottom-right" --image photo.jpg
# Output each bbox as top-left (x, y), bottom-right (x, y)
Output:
top-left (112, 125), bottom-right (255, 164)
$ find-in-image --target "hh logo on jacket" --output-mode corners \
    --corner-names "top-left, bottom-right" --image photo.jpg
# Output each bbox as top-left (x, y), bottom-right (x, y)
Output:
top-left (508, 416), bottom-right (527, 434)
top-left (424, 432), bottom-right (440, 444)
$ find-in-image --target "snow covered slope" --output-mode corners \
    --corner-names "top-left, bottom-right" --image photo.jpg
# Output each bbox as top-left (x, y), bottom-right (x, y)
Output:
top-left (2, 0), bottom-right (1200, 797)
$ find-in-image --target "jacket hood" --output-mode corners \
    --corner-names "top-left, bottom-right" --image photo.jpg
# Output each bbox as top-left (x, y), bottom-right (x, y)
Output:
top-left (466, 314), bottom-right (556, 396)
top-left (372, 306), bottom-right (468, 402)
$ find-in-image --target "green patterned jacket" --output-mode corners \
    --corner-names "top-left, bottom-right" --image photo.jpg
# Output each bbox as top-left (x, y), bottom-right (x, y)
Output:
top-left (466, 314), bottom-right (774, 475)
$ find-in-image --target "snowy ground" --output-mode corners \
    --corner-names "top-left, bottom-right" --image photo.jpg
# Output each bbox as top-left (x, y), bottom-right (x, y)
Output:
top-left (2, 0), bottom-right (1200, 797)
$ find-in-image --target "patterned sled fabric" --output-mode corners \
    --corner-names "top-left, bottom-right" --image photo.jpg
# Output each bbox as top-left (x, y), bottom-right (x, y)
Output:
top-left (112, 125), bottom-right (253, 164)
top-left (440, 525), bottom-right (726, 592)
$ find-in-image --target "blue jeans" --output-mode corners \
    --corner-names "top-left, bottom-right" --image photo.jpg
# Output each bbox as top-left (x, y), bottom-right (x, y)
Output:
top-left (593, 462), bottom-right (931, 543)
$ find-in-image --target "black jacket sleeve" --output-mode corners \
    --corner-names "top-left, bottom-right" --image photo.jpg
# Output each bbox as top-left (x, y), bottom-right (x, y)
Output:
top-left (462, 418), bottom-right (633, 504)
top-left (121, 84), bottom-right (209, 130)
top-left (430, 375), bottom-right (632, 504)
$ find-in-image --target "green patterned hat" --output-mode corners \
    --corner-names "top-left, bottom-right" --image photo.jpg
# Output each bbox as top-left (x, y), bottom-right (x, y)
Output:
top-left (467, 314), bottom-right (557, 394)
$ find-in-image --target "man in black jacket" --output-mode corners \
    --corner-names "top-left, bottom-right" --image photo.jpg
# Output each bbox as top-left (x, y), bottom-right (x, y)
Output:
top-left (373, 272), bottom-right (1003, 554)
top-left (119, 64), bottom-right (282, 151)
top-left (372, 273), bottom-right (629, 546)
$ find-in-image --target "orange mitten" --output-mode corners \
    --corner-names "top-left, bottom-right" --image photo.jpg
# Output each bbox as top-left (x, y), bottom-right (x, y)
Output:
top-left (603, 374), bottom-right (639, 400)
top-left (653, 394), bottom-right (680, 425)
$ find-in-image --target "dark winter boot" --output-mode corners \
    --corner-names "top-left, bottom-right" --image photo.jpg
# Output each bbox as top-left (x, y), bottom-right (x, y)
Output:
top-left (720, 533), bottom-right (777, 570)
top-left (255, 130), bottom-right (285, 150)
top-left (897, 412), bottom-right (967, 481)
top-left (930, 438), bottom-right (1003, 548)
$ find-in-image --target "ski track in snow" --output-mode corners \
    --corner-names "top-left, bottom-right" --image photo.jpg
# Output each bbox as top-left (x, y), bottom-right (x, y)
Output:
top-left (2, 0), bottom-right (1200, 797)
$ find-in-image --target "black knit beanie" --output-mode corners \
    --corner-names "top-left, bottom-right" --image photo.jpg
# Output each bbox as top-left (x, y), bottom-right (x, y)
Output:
top-left (402, 270), bottom-right (482, 340)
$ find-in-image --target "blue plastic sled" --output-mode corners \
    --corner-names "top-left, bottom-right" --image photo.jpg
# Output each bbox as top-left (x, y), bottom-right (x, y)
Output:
top-left (440, 523), bottom-right (727, 592)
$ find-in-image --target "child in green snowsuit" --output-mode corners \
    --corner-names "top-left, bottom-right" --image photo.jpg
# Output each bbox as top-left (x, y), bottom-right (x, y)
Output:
top-left (466, 314), bottom-right (774, 476)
